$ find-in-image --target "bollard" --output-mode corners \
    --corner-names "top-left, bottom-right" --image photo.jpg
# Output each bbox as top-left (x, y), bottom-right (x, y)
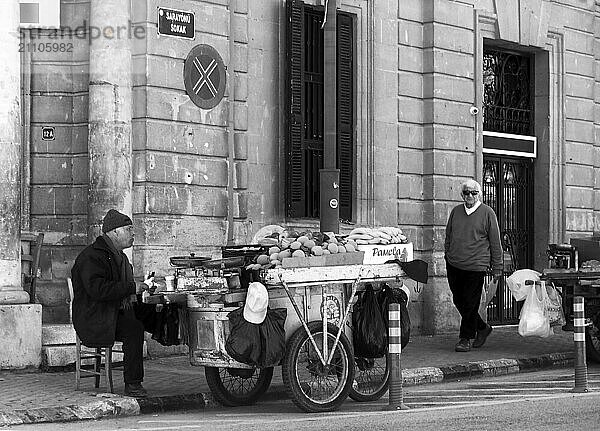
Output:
top-left (572, 296), bottom-right (589, 393)
top-left (386, 302), bottom-right (409, 410)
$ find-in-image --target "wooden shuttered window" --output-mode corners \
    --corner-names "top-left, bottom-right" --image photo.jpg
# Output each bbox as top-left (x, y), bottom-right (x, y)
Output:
top-left (286, 0), bottom-right (354, 221)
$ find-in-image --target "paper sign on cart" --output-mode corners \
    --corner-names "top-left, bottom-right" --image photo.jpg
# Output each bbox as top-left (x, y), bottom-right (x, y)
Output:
top-left (357, 243), bottom-right (413, 264)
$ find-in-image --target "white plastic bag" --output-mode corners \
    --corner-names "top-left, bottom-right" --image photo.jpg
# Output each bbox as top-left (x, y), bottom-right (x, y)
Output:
top-left (507, 269), bottom-right (541, 301)
top-left (518, 283), bottom-right (551, 338)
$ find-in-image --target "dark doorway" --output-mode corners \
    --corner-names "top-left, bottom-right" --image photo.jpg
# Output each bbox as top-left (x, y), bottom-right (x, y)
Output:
top-left (482, 156), bottom-right (533, 324)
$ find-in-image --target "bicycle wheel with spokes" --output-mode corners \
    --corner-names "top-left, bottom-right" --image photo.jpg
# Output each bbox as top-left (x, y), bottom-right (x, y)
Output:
top-left (282, 322), bottom-right (354, 413)
top-left (348, 354), bottom-right (389, 402)
top-left (205, 366), bottom-right (273, 406)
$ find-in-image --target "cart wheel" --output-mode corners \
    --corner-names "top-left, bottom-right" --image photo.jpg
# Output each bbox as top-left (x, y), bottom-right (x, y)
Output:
top-left (282, 322), bottom-right (354, 413)
top-left (348, 354), bottom-right (389, 402)
top-left (205, 366), bottom-right (273, 406)
top-left (585, 324), bottom-right (600, 363)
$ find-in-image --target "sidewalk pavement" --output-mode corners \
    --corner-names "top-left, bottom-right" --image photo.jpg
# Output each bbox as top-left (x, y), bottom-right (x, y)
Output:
top-left (0, 326), bottom-right (576, 427)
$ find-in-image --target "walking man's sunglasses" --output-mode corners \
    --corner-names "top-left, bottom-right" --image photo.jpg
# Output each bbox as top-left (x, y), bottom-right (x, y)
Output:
top-left (462, 190), bottom-right (479, 196)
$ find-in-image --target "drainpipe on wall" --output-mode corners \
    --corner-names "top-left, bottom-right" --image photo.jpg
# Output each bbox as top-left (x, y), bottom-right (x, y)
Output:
top-left (320, 0), bottom-right (340, 234)
top-left (226, 0), bottom-right (235, 245)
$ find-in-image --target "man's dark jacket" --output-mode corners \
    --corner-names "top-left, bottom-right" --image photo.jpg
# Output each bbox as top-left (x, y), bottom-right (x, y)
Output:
top-left (71, 236), bottom-right (136, 347)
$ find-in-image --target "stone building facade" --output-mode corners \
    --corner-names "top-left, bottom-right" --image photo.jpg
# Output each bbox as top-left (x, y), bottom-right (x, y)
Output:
top-left (2, 0), bottom-right (600, 366)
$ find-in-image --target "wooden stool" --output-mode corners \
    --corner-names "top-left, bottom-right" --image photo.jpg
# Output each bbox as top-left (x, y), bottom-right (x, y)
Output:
top-left (67, 277), bottom-right (122, 392)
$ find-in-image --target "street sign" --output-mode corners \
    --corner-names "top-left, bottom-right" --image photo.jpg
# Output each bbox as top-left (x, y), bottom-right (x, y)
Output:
top-left (41, 126), bottom-right (55, 141)
top-left (157, 7), bottom-right (195, 39)
top-left (183, 44), bottom-right (226, 110)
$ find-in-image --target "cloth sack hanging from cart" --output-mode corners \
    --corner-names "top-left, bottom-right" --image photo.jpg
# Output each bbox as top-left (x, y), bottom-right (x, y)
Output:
top-left (518, 282), bottom-right (552, 338)
top-left (353, 283), bottom-right (387, 358)
top-left (378, 283), bottom-right (410, 349)
top-left (225, 306), bottom-right (287, 367)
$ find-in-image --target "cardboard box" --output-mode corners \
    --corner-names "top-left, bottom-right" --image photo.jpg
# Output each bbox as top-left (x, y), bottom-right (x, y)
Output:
top-left (357, 243), bottom-right (413, 264)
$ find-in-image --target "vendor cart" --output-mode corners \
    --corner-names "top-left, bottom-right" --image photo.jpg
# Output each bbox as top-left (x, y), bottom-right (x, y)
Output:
top-left (541, 268), bottom-right (600, 363)
top-left (155, 256), bottom-right (409, 413)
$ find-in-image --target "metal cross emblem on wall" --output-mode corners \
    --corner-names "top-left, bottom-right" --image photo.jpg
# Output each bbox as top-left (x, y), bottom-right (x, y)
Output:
top-left (184, 44), bottom-right (226, 110)
top-left (192, 57), bottom-right (218, 97)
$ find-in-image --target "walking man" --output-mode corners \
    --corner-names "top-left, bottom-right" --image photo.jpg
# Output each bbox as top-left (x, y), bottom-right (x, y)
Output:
top-left (445, 179), bottom-right (503, 352)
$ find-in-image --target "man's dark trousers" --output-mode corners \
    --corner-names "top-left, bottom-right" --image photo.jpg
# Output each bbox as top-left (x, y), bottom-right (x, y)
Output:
top-left (446, 262), bottom-right (488, 339)
top-left (115, 303), bottom-right (158, 384)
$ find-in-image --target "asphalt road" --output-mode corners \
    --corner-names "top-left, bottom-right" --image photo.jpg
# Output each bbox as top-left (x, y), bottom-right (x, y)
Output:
top-left (11, 366), bottom-right (600, 431)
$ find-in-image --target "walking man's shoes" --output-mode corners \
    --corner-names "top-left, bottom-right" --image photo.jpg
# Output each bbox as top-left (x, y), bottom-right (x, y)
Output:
top-left (473, 324), bottom-right (493, 348)
top-left (124, 383), bottom-right (148, 397)
top-left (455, 338), bottom-right (472, 352)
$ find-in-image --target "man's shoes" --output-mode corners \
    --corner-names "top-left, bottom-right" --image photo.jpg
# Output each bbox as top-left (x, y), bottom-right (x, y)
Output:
top-left (124, 383), bottom-right (148, 398)
top-left (473, 324), bottom-right (493, 348)
top-left (455, 338), bottom-right (472, 352)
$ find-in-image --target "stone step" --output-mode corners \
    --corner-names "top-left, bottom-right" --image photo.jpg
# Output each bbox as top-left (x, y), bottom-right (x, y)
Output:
top-left (42, 323), bottom-right (75, 345)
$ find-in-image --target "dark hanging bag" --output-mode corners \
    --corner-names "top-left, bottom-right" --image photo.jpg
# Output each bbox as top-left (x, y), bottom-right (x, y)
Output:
top-left (352, 283), bottom-right (387, 358)
top-left (225, 307), bottom-right (262, 366)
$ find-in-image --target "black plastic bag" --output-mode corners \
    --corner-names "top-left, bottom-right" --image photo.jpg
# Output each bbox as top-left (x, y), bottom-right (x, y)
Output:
top-left (378, 283), bottom-right (410, 349)
top-left (225, 307), bottom-right (262, 366)
top-left (258, 308), bottom-right (287, 367)
top-left (151, 304), bottom-right (181, 346)
top-left (352, 283), bottom-right (387, 358)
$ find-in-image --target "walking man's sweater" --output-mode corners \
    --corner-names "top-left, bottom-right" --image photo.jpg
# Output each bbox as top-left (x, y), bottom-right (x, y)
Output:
top-left (444, 203), bottom-right (503, 273)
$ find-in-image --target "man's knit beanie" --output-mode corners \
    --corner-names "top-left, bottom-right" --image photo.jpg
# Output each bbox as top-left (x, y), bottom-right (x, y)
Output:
top-left (102, 209), bottom-right (133, 234)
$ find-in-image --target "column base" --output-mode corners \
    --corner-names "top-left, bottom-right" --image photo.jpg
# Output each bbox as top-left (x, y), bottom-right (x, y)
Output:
top-left (0, 290), bottom-right (30, 304)
top-left (0, 304), bottom-right (42, 369)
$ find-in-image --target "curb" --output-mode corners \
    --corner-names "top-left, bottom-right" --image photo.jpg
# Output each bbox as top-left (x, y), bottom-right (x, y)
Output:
top-left (0, 351), bottom-right (575, 427)
top-left (402, 351), bottom-right (575, 386)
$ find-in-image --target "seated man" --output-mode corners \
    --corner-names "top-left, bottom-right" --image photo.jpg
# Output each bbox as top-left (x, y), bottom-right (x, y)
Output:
top-left (71, 209), bottom-right (156, 397)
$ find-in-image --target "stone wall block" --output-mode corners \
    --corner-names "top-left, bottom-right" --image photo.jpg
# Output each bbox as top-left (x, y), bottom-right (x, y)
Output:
top-left (397, 200), bottom-right (424, 225)
top-left (234, 102), bottom-right (248, 131)
top-left (233, 43), bottom-right (248, 73)
top-left (565, 119), bottom-right (594, 144)
top-left (424, 74), bottom-right (474, 103)
top-left (425, 0), bottom-right (473, 29)
top-left (398, 71), bottom-right (423, 98)
top-left (397, 174), bottom-right (424, 200)
top-left (424, 124), bottom-right (474, 151)
top-left (565, 164), bottom-right (594, 187)
top-left (145, 55), bottom-right (183, 90)
top-left (31, 156), bottom-right (72, 184)
top-left (565, 52), bottom-right (594, 77)
top-left (398, 148), bottom-right (424, 174)
top-left (0, 305), bottom-right (42, 369)
top-left (234, 191), bottom-right (248, 218)
top-left (398, 97), bottom-right (423, 123)
top-left (234, 161), bottom-right (248, 189)
top-left (144, 152), bottom-right (228, 186)
top-left (31, 95), bottom-right (73, 123)
top-left (144, 184), bottom-right (228, 216)
top-left (398, 19), bottom-right (423, 48)
top-left (398, 0), bottom-right (423, 21)
top-left (135, 216), bottom-right (227, 249)
top-left (565, 96), bottom-right (594, 122)
top-left (142, 121), bottom-right (228, 156)
top-left (398, 45), bottom-right (423, 73)
top-left (398, 123), bottom-right (423, 149)
top-left (234, 73), bottom-right (248, 101)
top-left (424, 48), bottom-right (473, 79)
top-left (234, 132), bottom-right (248, 160)
top-left (233, 13), bottom-right (248, 44)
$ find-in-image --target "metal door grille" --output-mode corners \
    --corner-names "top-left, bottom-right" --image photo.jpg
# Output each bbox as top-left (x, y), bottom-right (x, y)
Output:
top-left (482, 156), bottom-right (533, 324)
